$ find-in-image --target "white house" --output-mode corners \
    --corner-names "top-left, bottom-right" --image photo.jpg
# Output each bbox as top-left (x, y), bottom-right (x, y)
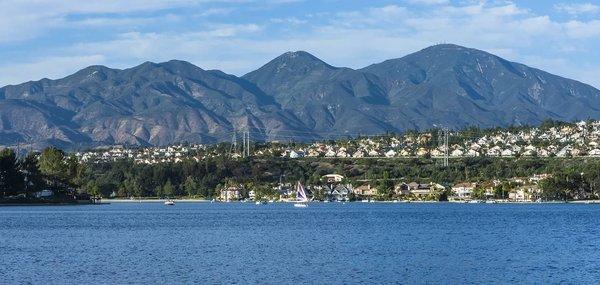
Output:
top-left (385, 149), bottom-right (397, 158)
top-left (452, 183), bottom-right (477, 200)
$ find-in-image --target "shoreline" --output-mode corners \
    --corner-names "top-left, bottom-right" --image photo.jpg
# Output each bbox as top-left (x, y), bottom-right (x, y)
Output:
top-left (97, 199), bottom-right (600, 204)
top-left (103, 198), bottom-right (211, 203)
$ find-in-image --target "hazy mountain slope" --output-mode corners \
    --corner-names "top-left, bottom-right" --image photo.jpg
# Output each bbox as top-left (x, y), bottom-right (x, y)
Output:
top-left (0, 60), bottom-right (308, 148)
top-left (243, 51), bottom-right (396, 135)
top-left (361, 44), bottom-right (600, 128)
top-left (2, 44), bottom-right (600, 149)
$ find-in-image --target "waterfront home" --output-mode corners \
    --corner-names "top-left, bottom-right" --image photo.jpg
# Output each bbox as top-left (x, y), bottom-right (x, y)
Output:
top-left (485, 187), bottom-right (495, 199)
top-left (35, 189), bottom-right (54, 199)
top-left (326, 185), bottom-right (353, 201)
top-left (277, 184), bottom-right (294, 199)
top-left (394, 183), bottom-right (410, 196)
top-left (355, 184), bottom-right (377, 197)
top-left (452, 183), bottom-right (477, 200)
top-left (220, 186), bottom-right (242, 201)
top-left (408, 182), bottom-right (433, 197)
top-left (509, 189), bottom-right (530, 202)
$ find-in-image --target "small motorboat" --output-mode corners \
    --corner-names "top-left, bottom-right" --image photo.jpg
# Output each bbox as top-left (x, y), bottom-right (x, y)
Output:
top-left (164, 200), bottom-right (175, 206)
top-left (255, 200), bottom-right (267, 205)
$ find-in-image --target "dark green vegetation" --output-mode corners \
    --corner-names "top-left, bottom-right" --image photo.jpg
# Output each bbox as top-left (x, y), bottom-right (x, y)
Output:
top-left (2, 44), bottom-right (600, 149)
top-left (71, 155), bottom-right (600, 200)
top-left (0, 147), bottom-right (87, 204)
top-left (2, 144), bottom-right (600, 201)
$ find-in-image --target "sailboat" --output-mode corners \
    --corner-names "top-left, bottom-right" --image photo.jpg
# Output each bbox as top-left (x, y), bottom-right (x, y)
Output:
top-left (294, 181), bottom-right (309, 208)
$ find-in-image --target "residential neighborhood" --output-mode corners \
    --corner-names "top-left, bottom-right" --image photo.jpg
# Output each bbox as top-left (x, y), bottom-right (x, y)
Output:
top-left (75, 120), bottom-right (600, 165)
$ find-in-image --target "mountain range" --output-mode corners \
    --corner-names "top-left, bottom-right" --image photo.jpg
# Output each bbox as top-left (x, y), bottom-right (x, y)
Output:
top-left (1, 44), bottom-right (599, 149)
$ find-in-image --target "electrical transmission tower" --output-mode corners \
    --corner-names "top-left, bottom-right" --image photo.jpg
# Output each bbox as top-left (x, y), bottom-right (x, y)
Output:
top-left (242, 130), bottom-right (251, 158)
top-left (438, 127), bottom-right (449, 167)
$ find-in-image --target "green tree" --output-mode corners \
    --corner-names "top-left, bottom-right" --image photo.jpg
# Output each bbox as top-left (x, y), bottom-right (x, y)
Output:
top-left (83, 180), bottom-right (101, 197)
top-left (0, 148), bottom-right (24, 197)
top-left (183, 176), bottom-right (198, 197)
top-left (376, 171), bottom-right (393, 199)
top-left (38, 147), bottom-right (68, 190)
top-left (472, 187), bottom-right (486, 200)
top-left (20, 152), bottom-right (45, 197)
top-left (163, 180), bottom-right (175, 197)
top-left (66, 156), bottom-right (85, 188)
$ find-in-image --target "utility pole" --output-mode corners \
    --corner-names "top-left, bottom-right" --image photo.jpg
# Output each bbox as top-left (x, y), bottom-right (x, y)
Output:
top-left (241, 131), bottom-right (246, 158)
top-left (229, 131), bottom-right (237, 158)
top-left (246, 130), bottom-right (251, 157)
top-left (444, 128), bottom-right (449, 167)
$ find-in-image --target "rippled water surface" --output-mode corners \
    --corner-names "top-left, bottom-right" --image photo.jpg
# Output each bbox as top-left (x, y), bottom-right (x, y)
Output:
top-left (1, 202), bottom-right (600, 284)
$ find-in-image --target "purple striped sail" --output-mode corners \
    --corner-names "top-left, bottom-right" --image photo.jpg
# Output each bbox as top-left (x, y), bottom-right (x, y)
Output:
top-left (296, 182), bottom-right (308, 202)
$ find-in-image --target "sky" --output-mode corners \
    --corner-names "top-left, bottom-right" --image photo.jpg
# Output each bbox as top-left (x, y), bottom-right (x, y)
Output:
top-left (0, 0), bottom-right (599, 88)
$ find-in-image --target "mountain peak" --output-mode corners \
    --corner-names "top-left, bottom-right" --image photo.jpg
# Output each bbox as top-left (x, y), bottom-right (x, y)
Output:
top-left (271, 50), bottom-right (334, 70)
top-left (158, 60), bottom-right (205, 74)
top-left (280, 50), bottom-right (320, 60)
top-left (67, 65), bottom-right (117, 82)
top-left (243, 51), bottom-right (335, 81)
top-left (422, 44), bottom-right (491, 56)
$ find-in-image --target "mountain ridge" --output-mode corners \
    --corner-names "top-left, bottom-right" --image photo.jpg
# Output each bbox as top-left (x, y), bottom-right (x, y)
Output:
top-left (1, 44), bottom-right (600, 149)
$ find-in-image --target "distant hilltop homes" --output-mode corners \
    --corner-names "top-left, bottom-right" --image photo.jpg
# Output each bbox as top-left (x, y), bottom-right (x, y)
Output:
top-left (72, 120), bottom-right (600, 164)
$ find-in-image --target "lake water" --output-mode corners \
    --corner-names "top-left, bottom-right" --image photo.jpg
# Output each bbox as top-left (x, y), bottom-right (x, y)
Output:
top-left (1, 202), bottom-right (600, 284)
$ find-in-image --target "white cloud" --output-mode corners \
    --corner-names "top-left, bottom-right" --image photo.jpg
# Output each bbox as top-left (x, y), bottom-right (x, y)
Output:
top-left (0, 0), bottom-right (196, 42)
top-left (406, 0), bottom-right (449, 5)
top-left (0, 55), bottom-right (106, 86)
top-left (555, 3), bottom-right (600, 15)
top-left (1, 1), bottom-right (600, 89)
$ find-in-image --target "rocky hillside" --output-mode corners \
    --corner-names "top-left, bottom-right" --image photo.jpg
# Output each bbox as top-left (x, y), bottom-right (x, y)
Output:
top-left (1, 44), bottom-right (599, 149)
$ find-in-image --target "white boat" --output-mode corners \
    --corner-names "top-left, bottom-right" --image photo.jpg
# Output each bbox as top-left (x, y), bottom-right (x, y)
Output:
top-left (164, 200), bottom-right (175, 206)
top-left (255, 200), bottom-right (267, 205)
top-left (294, 181), bottom-right (309, 208)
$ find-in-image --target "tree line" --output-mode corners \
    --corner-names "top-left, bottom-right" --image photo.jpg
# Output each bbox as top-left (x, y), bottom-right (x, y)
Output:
top-left (3, 146), bottom-right (600, 201)
top-left (0, 147), bottom-right (84, 200)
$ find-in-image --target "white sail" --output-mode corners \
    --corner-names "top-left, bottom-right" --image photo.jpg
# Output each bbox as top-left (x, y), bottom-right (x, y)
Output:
top-left (296, 181), bottom-right (308, 202)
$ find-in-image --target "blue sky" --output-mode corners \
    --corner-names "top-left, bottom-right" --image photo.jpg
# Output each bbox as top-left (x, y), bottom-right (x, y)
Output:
top-left (1, 0), bottom-right (599, 88)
